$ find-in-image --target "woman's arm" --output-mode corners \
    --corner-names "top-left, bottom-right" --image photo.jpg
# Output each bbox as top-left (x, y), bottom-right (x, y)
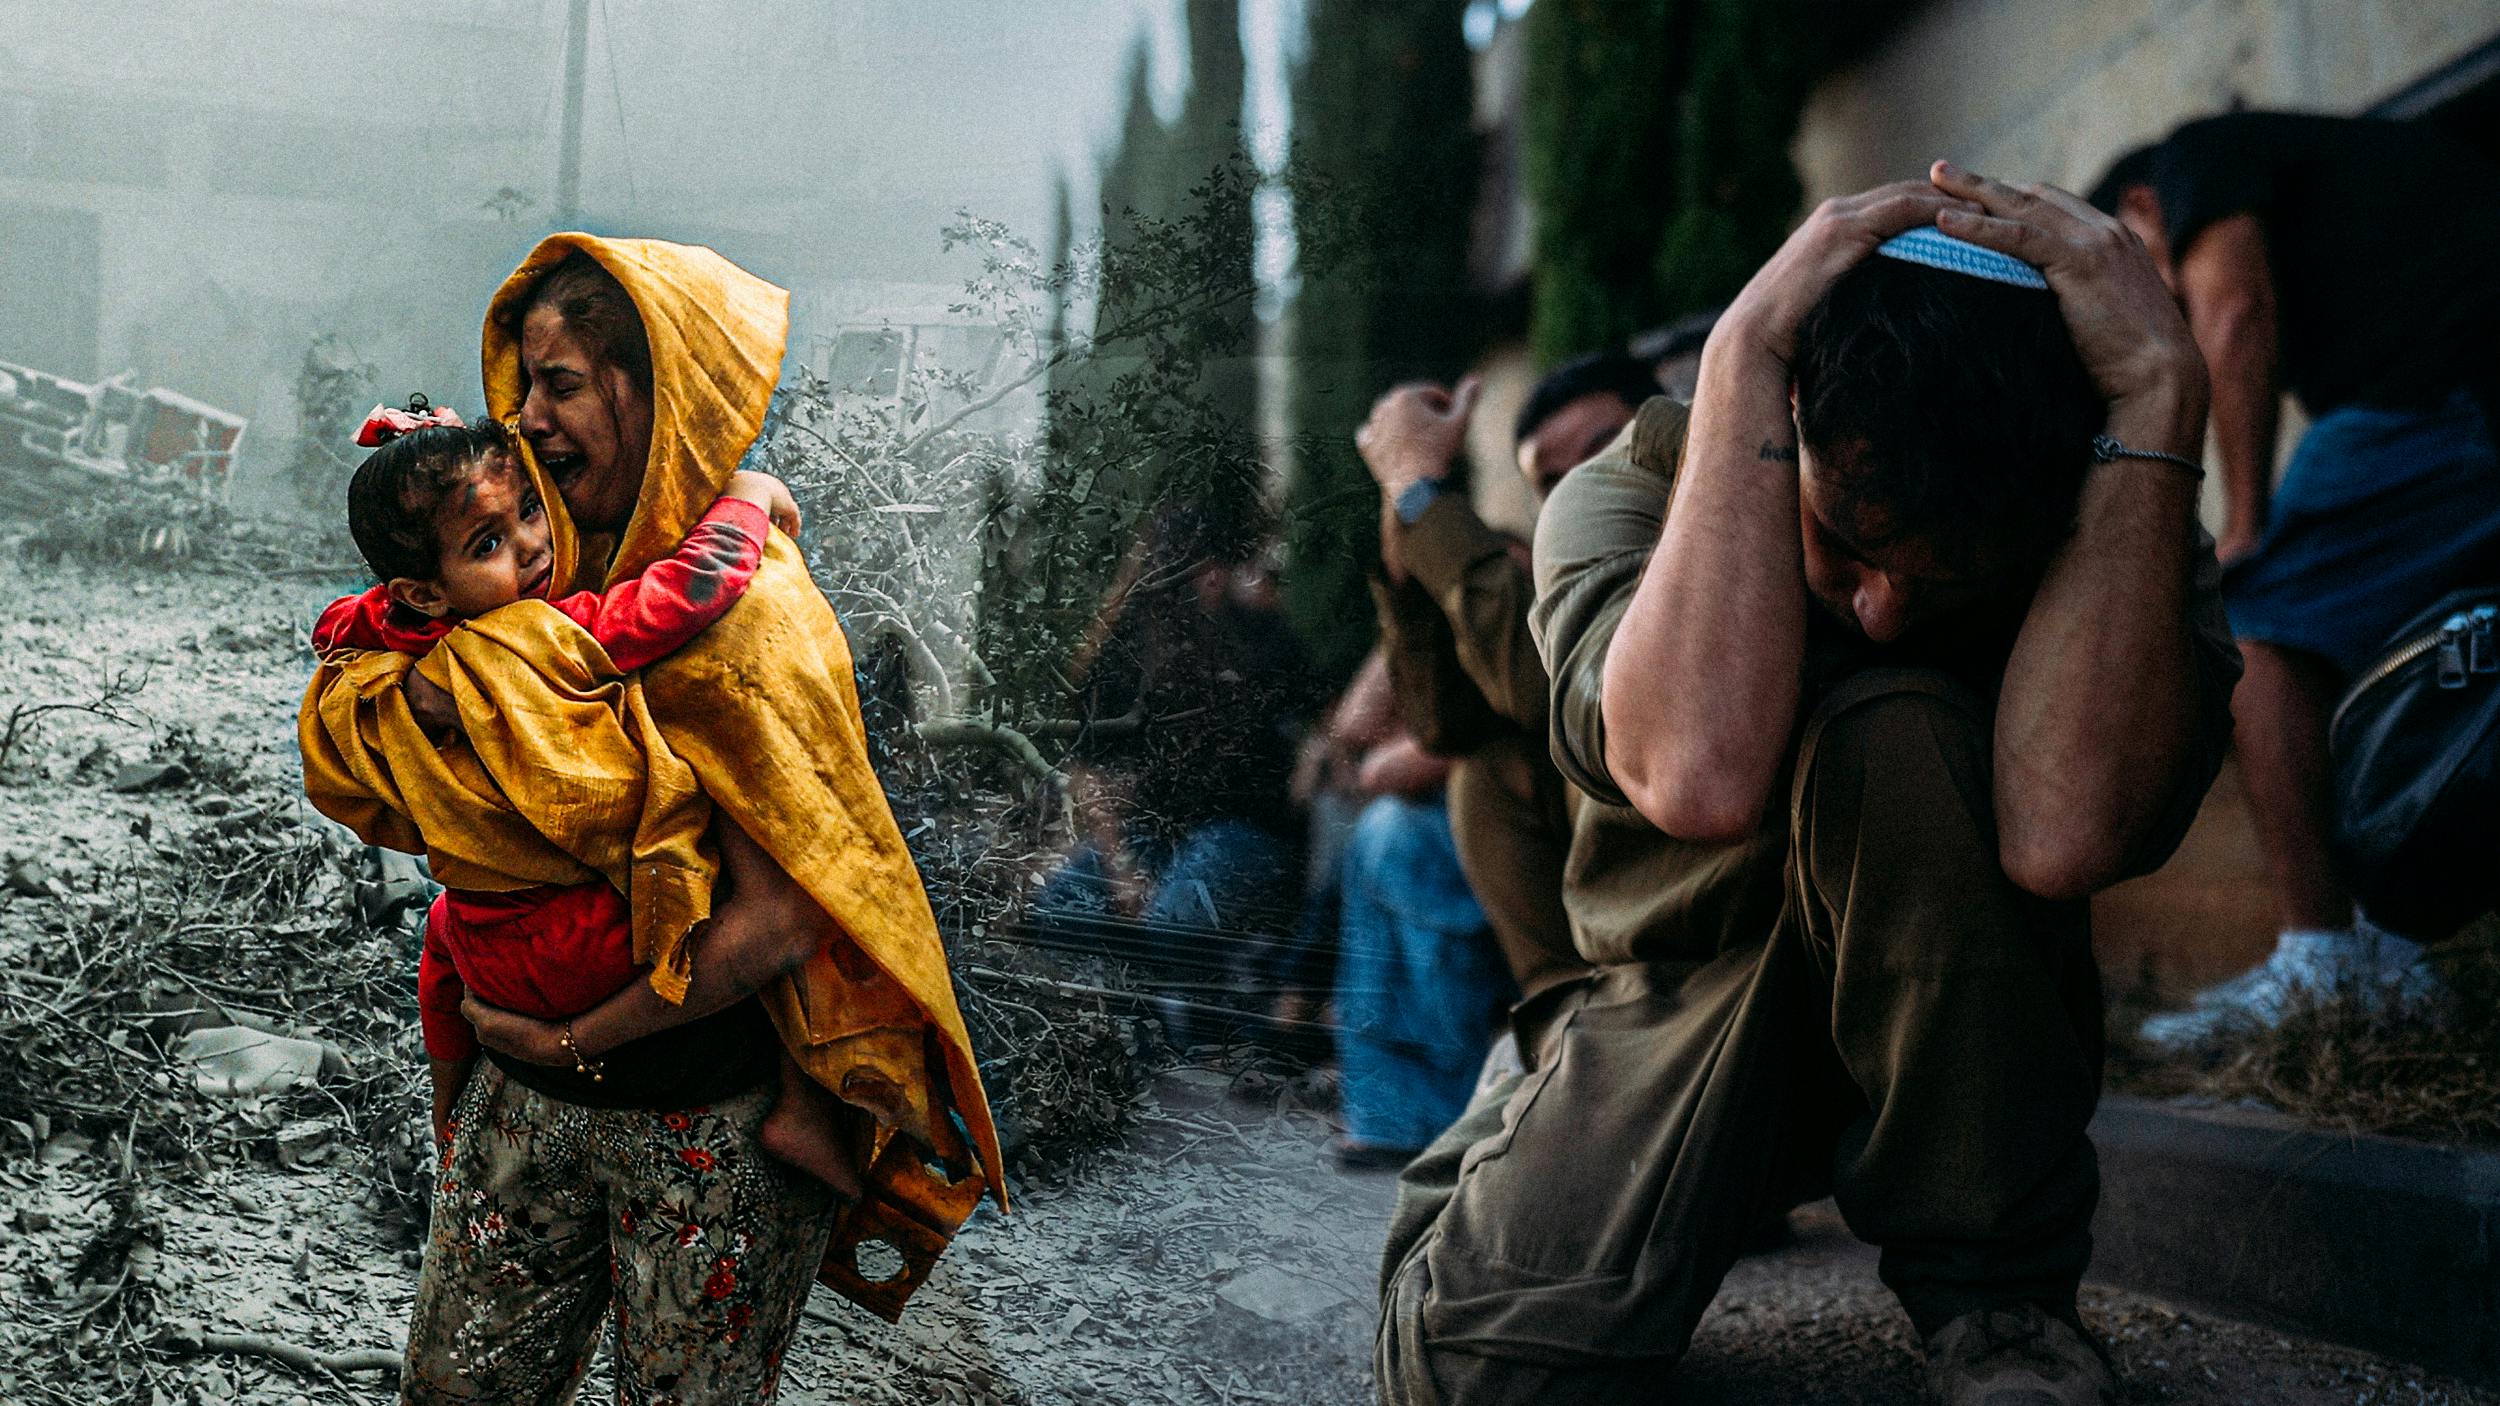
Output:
top-left (429, 1055), bottom-right (474, 1147)
top-left (461, 815), bottom-right (830, 1063)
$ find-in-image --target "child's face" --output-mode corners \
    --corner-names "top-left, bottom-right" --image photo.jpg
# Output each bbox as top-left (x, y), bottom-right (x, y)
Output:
top-left (387, 452), bottom-right (556, 620)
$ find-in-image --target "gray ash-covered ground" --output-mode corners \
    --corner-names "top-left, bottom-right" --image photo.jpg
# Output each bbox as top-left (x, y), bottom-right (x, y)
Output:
top-left (0, 551), bottom-right (2490, 1405)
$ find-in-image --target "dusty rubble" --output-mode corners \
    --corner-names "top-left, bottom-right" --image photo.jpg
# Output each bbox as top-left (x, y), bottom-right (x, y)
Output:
top-left (0, 551), bottom-right (1386, 1406)
top-left (3, 550), bottom-right (2495, 1406)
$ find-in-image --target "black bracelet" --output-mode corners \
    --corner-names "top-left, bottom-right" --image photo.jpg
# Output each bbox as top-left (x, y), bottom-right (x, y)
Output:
top-left (2091, 433), bottom-right (2204, 481)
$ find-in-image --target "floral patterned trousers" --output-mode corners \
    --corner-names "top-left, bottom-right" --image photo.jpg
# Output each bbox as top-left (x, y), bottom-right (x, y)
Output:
top-left (402, 1062), bottom-right (839, 1404)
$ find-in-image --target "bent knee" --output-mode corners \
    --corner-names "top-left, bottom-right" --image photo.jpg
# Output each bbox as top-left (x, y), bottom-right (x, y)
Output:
top-left (1800, 669), bottom-right (1988, 794)
top-left (1793, 671), bottom-right (1998, 864)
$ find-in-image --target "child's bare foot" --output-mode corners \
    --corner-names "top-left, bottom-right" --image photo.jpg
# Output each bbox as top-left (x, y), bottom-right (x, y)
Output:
top-left (757, 1056), bottom-right (867, 1201)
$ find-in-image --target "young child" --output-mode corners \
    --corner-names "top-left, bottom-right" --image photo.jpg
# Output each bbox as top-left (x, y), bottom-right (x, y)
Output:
top-left (315, 396), bottom-right (862, 1196)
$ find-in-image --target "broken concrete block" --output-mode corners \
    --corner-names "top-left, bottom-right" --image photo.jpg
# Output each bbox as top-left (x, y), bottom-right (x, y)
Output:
top-left (110, 760), bottom-right (190, 793)
top-left (1213, 1265), bottom-right (1350, 1325)
top-left (172, 1025), bottom-right (330, 1097)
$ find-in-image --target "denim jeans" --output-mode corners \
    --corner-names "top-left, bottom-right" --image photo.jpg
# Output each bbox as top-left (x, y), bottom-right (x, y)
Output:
top-left (1038, 817), bottom-right (1293, 932)
top-left (1333, 795), bottom-right (1509, 1151)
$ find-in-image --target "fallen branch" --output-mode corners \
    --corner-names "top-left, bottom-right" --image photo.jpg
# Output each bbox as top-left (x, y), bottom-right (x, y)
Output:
top-left (156, 1327), bottom-right (402, 1378)
top-left (913, 716), bottom-right (1063, 789)
top-left (0, 666), bottom-right (150, 772)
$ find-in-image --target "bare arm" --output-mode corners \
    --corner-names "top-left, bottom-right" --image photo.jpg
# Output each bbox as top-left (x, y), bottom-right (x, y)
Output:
top-left (2174, 212), bottom-right (2279, 563)
top-left (460, 816), bottom-right (829, 1062)
top-left (1603, 183), bottom-right (1978, 840)
top-left (1356, 734), bottom-right (1454, 798)
top-left (1602, 323), bottom-right (1807, 839)
top-left (428, 1055), bottom-right (473, 1147)
top-left (1331, 649), bottom-right (1402, 754)
top-left (1934, 164), bottom-right (2214, 899)
top-left (1993, 392), bottom-right (2206, 896)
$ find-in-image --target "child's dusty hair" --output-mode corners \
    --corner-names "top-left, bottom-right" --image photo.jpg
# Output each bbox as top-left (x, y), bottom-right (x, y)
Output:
top-left (346, 405), bottom-right (518, 584)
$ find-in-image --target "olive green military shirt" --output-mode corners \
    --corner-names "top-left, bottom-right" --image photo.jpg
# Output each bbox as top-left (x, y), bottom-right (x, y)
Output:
top-left (1528, 396), bottom-right (2243, 966)
top-left (1370, 491), bottom-right (1547, 752)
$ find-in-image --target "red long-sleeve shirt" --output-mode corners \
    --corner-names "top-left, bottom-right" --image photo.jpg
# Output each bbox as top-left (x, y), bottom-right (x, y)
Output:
top-left (313, 497), bottom-right (768, 1060)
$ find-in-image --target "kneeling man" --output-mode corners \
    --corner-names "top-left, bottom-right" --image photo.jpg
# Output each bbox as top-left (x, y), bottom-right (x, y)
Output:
top-left (1374, 165), bottom-right (2239, 1406)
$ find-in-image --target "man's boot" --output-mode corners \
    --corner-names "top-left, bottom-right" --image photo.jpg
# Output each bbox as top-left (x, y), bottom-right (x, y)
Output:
top-left (1923, 1302), bottom-right (2116, 1405)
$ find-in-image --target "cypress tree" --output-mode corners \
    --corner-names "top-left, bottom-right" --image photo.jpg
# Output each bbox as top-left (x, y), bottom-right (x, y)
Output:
top-left (1522, 0), bottom-right (1918, 363)
top-left (1173, 0), bottom-right (1256, 433)
top-left (1520, 0), bottom-right (1682, 366)
top-left (1284, 0), bottom-right (1481, 685)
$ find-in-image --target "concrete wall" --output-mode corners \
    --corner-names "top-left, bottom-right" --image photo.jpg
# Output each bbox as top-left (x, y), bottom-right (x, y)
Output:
top-left (0, 0), bottom-right (1173, 516)
top-left (1794, 0), bottom-right (2500, 987)
top-left (1794, 0), bottom-right (2499, 200)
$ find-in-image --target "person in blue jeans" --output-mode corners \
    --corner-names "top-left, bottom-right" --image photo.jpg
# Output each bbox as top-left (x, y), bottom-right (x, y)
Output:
top-left (2095, 113), bottom-right (2500, 1040)
top-left (1333, 791), bottom-right (1511, 1166)
top-left (1041, 816), bottom-right (1293, 932)
top-left (1319, 649), bottom-right (1512, 1167)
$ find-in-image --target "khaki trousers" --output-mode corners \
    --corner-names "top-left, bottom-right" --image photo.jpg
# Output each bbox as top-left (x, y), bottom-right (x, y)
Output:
top-left (1376, 670), bottom-right (2103, 1404)
top-left (1446, 734), bottom-right (1586, 1018)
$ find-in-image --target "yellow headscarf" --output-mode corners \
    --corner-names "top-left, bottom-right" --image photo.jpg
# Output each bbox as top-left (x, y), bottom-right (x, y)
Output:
top-left (303, 234), bottom-right (1002, 1322)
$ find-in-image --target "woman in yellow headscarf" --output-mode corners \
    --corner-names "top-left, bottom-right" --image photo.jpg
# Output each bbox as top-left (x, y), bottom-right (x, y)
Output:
top-left (307, 236), bottom-right (1001, 1402)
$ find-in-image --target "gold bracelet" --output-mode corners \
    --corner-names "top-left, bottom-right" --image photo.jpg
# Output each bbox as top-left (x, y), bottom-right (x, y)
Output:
top-left (558, 1021), bottom-right (605, 1083)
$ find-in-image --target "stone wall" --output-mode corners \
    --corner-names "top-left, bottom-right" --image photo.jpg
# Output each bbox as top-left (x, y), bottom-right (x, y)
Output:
top-left (1794, 0), bottom-right (2500, 987)
top-left (1794, 0), bottom-right (2497, 200)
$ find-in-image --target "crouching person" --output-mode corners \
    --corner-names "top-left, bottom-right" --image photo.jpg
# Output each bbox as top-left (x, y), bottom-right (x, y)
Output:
top-left (1374, 166), bottom-right (2241, 1406)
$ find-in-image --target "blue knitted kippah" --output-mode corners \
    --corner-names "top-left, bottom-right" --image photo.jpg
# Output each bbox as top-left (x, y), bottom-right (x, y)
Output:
top-left (1874, 226), bottom-right (2048, 290)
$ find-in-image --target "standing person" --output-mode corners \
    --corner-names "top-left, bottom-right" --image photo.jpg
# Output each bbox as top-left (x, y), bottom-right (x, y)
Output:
top-left (1356, 353), bottom-right (1661, 1055)
top-left (306, 238), bottom-right (1003, 1401)
top-left (1374, 168), bottom-right (2240, 1406)
top-left (2091, 113), bottom-right (2500, 1039)
top-left (309, 406), bottom-right (881, 1192)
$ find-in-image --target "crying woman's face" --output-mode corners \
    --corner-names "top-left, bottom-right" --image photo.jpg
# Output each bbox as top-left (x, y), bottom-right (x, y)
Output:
top-left (515, 302), bottom-right (653, 535)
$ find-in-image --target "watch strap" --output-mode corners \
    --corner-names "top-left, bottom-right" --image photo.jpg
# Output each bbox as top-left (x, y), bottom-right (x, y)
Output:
top-left (1394, 477), bottom-right (1449, 526)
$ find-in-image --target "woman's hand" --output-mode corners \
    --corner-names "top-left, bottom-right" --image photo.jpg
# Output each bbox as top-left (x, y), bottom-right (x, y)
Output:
top-left (403, 671), bottom-right (459, 740)
top-left (726, 470), bottom-right (804, 538)
top-left (1718, 179), bottom-right (1983, 365)
top-left (428, 1056), bottom-right (474, 1150)
top-left (1930, 161), bottom-right (2208, 417)
top-left (460, 993), bottom-right (573, 1067)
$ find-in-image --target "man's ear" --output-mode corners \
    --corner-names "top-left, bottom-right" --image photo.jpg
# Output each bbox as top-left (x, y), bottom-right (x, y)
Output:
top-left (387, 577), bottom-right (453, 618)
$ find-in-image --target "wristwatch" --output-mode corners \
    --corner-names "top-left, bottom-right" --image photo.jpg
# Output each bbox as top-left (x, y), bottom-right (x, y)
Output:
top-left (1394, 477), bottom-right (1449, 526)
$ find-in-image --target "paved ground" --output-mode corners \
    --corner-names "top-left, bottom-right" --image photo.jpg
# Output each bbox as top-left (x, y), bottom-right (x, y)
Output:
top-left (1216, 1075), bottom-right (2500, 1406)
